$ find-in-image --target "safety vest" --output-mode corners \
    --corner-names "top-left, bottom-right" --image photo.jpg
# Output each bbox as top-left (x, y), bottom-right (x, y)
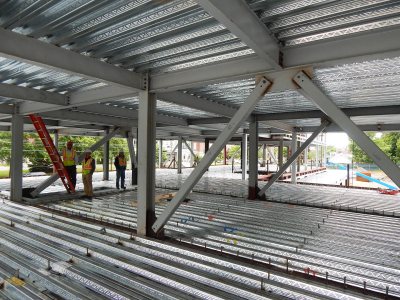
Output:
top-left (118, 157), bottom-right (126, 167)
top-left (63, 149), bottom-right (76, 166)
top-left (82, 158), bottom-right (93, 175)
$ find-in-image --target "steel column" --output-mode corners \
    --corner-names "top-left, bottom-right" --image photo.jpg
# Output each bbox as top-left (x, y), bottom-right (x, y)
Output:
top-left (53, 130), bottom-right (59, 149)
top-left (262, 144), bottom-right (266, 167)
top-left (267, 147), bottom-right (278, 165)
top-left (31, 127), bottom-right (120, 197)
top-left (241, 134), bottom-right (248, 180)
top-left (137, 91), bottom-right (157, 236)
top-left (294, 71), bottom-right (400, 189)
top-left (248, 121), bottom-right (259, 199)
top-left (152, 78), bottom-right (271, 233)
top-left (127, 129), bottom-right (138, 185)
top-left (158, 140), bottom-right (163, 168)
top-left (10, 114), bottom-right (23, 202)
top-left (103, 128), bottom-right (110, 181)
top-left (177, 137), bottom-right (183, 174)
top-left (291, 131), bottom-right (297, 184)
top-left (278, 139), bottom-right (283, 169)
top-left (258, 121), bottom-right (330, 197)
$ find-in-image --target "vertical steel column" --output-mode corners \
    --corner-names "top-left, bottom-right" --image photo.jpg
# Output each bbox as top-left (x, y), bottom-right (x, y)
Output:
top-left (323, 133), bottom-right (327, 166)
top-left (205, 138), bottom-right (210, 171)
top-left (158, 139), bottom-right (163, 168)
top-left (10, 114), bottom-right (23, 202)
top-left (177, 137), bottom-right (183, 174)
top-left (315, 143), bottom-right (319, 168)
top-left (267, 146), bottom-right (278, 165)
top-left (291, 131), bottom-right (297, 184)
top-left (103, 128), bottom-right (110, 181)
top-left (127, 129), bottom-right (137, 185)
top-left (278, 138), bottom-right (283, 169)
top-left (259, 120), bottom-right (330, 197)
top-left (241, 133), bottom-right (248, 180)
top-left (262, 144), bottom-right (267, 167)
top-left (224, 146), bottom-right (227, 165)
top-left (294, 70), bottom-right (400, 189)
top-left (152, 78), bottom-right (271, 233)
top-left (137, 91), bottom-right (157, 237)
top-left (248, 120), bottom-right (259, 199)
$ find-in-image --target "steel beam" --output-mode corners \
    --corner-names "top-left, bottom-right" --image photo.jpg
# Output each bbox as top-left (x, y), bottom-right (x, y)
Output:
top-left (258, 120), bottom-right (330, 196)
top-left (294, 71), bottom-right (400, 189)
top-left (158, 140), bottom-right (163, 168)
top-left (137, 91), bottom-right (157, 236)
top-left (127, 129), bottom-right (138, 185)
top-left (291, 131), bottom-right (297, 184)
top-left (0, 28), bottom-right (143, 90)
top-left (241, 134), bottom-right (248, 180)
top-left (298, 123), bottom-right (400, 132)
top-left (196, 0), bottom-right (281, 70)
top-left (152, 77), bottom-right (271, 233)
top-left (189, 105), bottom-right (400, 125)
top-left (248, 121), bottom-right (259, 199)
top-left (0, 83), bottom-right (67, 105)
top-left (159, 91), bottom-right (238, 117)
top-left (177, 137), bottom-right (183, 174)
top-left (10, 114), bottom-right (23, 201)
top-left (103, 128), bottom-right (110, 181)
top-left (30, 127), bottom-right (120, 197)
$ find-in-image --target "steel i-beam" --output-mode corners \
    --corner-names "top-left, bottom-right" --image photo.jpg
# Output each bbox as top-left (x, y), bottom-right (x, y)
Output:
top-left (258, 120), bottom-right (330, 198)
top-left (294, 71), bottom-right (400, 189)
top-left (152, 78), bottom-right (271, 233)
top-left (30, 127), bottom-right (120, 197)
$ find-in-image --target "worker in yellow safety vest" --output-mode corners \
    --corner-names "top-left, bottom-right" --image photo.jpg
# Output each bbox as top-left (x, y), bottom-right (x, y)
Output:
top-left (62, 140), bottom-right (78, 188)
top-left (114, 150), bottom-right (127, 190)
top-left (82, 149), bottom-right (95, 200)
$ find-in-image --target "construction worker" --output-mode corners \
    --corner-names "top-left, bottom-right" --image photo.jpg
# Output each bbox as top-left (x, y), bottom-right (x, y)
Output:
top-left (82, 149), bottom-right (95, 199)
top-left (114, 150), bottom-right (127, 190)
top-left (62, 140), bottom-right (77, 188)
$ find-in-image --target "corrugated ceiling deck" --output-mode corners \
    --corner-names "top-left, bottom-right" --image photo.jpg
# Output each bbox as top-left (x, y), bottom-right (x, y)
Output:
top-left (185, 56), bottom-right (400, 115)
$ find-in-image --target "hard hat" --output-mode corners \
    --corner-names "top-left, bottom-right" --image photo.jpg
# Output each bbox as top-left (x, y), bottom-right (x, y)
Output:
top-left (85, 149), bottom-right (92, 153)
top-left (119, 149), bottom-right (124, 153)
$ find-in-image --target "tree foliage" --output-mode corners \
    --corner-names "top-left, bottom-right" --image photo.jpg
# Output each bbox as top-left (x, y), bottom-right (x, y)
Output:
top-left (350, 132), bottom-right (400, 164)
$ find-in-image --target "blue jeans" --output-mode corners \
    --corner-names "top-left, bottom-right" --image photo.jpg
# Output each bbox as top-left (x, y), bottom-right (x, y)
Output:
top-left (116, 168), bottom-right (125, 188)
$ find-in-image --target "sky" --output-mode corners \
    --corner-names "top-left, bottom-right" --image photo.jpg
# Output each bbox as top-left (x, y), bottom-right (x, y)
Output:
top-left (326, 132), bottom-right (349, 149)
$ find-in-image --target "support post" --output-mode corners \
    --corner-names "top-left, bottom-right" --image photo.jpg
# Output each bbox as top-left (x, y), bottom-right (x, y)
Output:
top-left (10, 114), bottom-right (23, 202)
top-left (158, 139), bottom-right (163, 168)
top-left (267, 146), bottom-right (278, 165)
top-left (248, 120), bottom-right (259, 199)
top-left (278, 138), bottom-right (283, 169)
top-left (291, 131), bottom-right (297, 184)
top-left (294, 71), bottom-right (400, 189)
top-left (258, 120), bottom-right (330, 197)
top-left (177, 137), bottom-right (183, 174)
top-left (241, 133), bottom-right (248, 180)
top-left (103, 128), bottom-right (110, 181)
top-left (315, 143), bottom-right (319, 168)
top-left (204, 138), bottom-right (210, 171)
top-left (31, 127), bottom-right (120, 197)
top-left (262, 144), bottom-right (267, 167)
top-left (137, 91), bottom-right (157, 237)
top-left (183, 138), bottom-right (196, 166)
top-left (127, 129), bottom-right (137, 185)
top-left (152, 78), bottom-right (271, 233)
top-left (224, 146), bottom-right (227, 165)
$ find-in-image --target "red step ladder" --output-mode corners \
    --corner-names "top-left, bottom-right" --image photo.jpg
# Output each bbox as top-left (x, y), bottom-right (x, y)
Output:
top-left (29, 114), bottom-right (75, 193)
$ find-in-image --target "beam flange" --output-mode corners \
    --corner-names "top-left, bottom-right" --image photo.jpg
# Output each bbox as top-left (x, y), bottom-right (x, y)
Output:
top-left (152, 77), bottom-right (271, 233)
top-left (196, 0), bottom-right (281, 70)
top-left (0, 28), bottom-right (143, 90)
top-left (294, 71), bottom-right (400, 189)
